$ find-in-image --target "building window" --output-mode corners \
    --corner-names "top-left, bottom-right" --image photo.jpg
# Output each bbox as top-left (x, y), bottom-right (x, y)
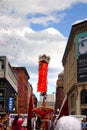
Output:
top-left (81, 89), bottom-right (87, 104)
top-left (0, 89), bottom-right (5, 98)
top-left (81, 109), bottom-right (87, 116)
top-left (0, 101), bottom-right (5, 111)
top-left (0, 60), bottom-right (4, 70)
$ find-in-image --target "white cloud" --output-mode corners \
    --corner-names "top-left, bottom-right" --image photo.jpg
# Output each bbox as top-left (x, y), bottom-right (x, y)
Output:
top-left (0, 25), bottom-right (67, 98)
top-left (2, 0), bottom-right (87, 15)
top-left (1, 0), bottom-right (87, 27)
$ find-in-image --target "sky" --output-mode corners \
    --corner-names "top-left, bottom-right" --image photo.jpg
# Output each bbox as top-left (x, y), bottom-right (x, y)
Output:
top-left (0, 0), bottom-right (87, 100)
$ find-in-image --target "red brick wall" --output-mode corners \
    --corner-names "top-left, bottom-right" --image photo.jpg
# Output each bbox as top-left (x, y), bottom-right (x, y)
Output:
top-left (12, 67), bottom-right (29, 114)
top-left (56, 86), bottom-right (64, 109)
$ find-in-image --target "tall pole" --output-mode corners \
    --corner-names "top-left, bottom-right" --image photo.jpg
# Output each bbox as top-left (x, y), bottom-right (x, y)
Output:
top-left (37, 54), bottom-right (50, 108)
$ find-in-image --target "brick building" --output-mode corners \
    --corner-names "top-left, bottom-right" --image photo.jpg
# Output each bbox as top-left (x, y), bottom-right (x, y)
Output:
top-left (55, 71), bottom-right (64, 114)
top-left (12, 67), bottom-right (30, 114)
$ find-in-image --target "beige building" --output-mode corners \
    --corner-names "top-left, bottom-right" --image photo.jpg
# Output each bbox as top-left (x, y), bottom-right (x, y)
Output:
top-left (0, 56), bottom-right (18, 114)
top-left (62, 20), bottom-right (87, 116)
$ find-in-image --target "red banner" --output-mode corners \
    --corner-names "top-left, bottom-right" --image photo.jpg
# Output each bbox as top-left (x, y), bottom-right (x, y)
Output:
top-left (27, 93), bottom-right (33, 119)
top-left (27, 93), bottom-right (33, 130)
top-left (37, 62), bottom-right (48, 92)
top-left (57, 95), bottom-right (68, 119)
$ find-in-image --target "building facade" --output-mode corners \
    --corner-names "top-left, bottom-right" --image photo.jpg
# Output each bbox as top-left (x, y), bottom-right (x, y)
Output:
top-left (62, 20), bottom-right (87, 115)
top-left (12, 67), bottom-right (30, 114)
top-left (0, 56), bottom-right (18, 115)
top-left (0, 56), bottom-right (36, 118)
top-left (55, 72), bottom-right (64, 114)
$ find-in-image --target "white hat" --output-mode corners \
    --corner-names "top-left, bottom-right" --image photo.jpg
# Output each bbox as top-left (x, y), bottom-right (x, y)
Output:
top-left (54, 116), bottom-right (82, 130)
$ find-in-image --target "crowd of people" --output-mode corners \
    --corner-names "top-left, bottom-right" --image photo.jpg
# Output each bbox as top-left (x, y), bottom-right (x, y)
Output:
top-left (1, 113), bottom-right (87, 130)
top-left (0, 114), bottom-right (26, 130)
top-left (0, 113), bottom-right (10, 130)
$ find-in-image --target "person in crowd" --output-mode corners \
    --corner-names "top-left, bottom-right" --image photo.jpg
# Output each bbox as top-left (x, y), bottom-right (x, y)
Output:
top-left (54, 116), bottom-right (82, 130)
top-left (82, 117), bottom-right (87, 130)
top-left (11, 114), bottom-right (25, 130)
top-left (35, 114), bottom-right (42, 130)
top-left (0, 116), bottom-right (4, 130)
top-left (4, 113), bottom-right (10, 130)
top-left (0, 123), bottom-right (4, 130)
